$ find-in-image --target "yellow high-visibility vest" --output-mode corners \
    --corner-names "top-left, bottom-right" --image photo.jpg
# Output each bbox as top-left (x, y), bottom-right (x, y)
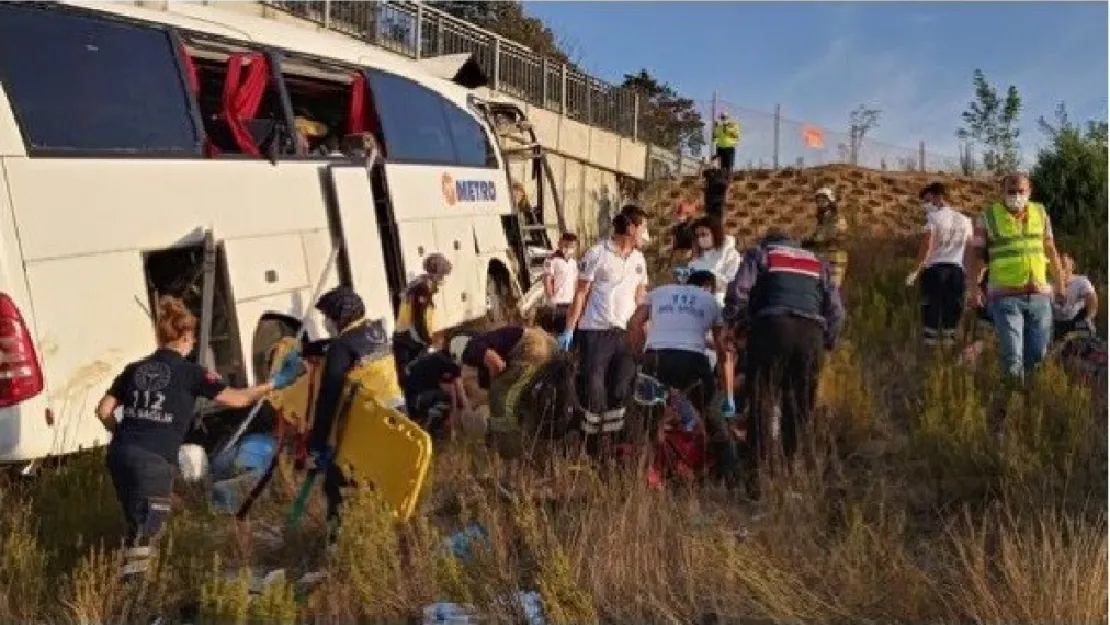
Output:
top-left (984, 201), bottom-right (1049, 289)
top-left (714, 121), bottom-right (740, 149)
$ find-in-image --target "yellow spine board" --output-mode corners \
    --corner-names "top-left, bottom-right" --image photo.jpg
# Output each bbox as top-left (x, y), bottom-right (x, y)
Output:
top-left (332, 388), bottom-right (432, 522)
top-left (269, 338), bottom-right (432, 521)
top-left (267, 337), bottom-right (324, 434)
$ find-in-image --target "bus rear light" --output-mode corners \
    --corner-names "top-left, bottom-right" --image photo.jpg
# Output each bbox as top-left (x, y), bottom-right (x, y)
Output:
top-left (0, 294), bottom-right (43, 408)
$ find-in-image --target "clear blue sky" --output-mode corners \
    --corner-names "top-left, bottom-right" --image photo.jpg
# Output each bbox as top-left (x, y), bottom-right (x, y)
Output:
top-left (523, 1), bottom-right (1108, 167)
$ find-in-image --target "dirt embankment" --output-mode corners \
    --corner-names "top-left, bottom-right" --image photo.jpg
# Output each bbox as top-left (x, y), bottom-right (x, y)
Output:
top-left (641, 165), bottom-right (1000, 248)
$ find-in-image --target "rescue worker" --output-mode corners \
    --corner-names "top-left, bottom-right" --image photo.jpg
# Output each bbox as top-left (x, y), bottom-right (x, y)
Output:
top-left (965, 172), bottom-right (1065, 380)
top-left (1052, 252), bottom-right (1098, 340)
top-left (559, 205), bottom-right (651, 448)
top-left (450, 326), bottom-right (556, 460)
top-left (688, 215), bottom-right (742, 307)
top-left (702, 156), bottom-right (730, 220)
top-left (802, 188), bottom-right (849, 290)
top-left (725, 228), bottom-right (845, 500)
top-left (712, 112), bottom-right (741, 173)
top-left (628, 268), bottom-right (740, 484)
top-left (95, 296), bottom-right (303, 581)
top-left (905, 182), bottom-right (974, 346)
top-left (306, 286), bottom-right (392, 533)
top-left (392, 253), bottom-right (453, 388)
top-left (539, 232), bottom-right (579, 334)
top-left (403, 349), bottom-right (468, 442)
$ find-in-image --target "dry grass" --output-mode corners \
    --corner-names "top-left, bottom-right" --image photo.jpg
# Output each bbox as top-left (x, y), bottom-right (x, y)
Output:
top-left (0, 238), bottom-right (1106, 624)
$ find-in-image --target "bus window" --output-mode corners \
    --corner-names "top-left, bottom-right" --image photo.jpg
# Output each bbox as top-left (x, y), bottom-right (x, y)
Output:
top-left (365, 69), bottom-right (457, 166)
top-left (443, 101), bottom-right (499, 169)
top-left (181, 37), bottom-right (287, 158)
top-left (275, 56), bottom-right (382, 159)
top-left (0, 4), bottom-right (201, 156)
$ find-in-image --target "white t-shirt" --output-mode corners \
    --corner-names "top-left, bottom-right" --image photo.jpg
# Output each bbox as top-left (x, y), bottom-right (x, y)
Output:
top-left (688, 236), bottom-right (741, 304)
top-left (923, 206), bottom-right (973, 267)
top-left (644, 285), bottom-right (723, 353)
top-left (1054, 275), bottom-right (1095, 321)
top-left (543, 255), bottom-right (578, 305)
top-left (578, 240), bottom-right (649, 331)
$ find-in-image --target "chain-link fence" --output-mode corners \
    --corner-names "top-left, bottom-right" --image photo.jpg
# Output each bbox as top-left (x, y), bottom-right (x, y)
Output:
top-left (701, 99), bottom-right (967, 174)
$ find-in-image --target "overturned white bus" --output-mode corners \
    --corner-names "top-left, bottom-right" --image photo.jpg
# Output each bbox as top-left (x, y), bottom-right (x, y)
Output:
top-left (0, 1), bottom-right (563, 466)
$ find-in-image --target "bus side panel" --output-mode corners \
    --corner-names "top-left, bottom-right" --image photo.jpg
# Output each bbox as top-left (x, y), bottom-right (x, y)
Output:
top-left (326, 167), bottom-right (395, 335)
top-left (395, 222), bottom-right (438, 287)
top-left (0, 159), bottom-right (53, 463)
top-left (21, 253), bottom-right (150, 459)
top-left (0, 159), bottom-right (335, 461)
top-left (385, 165), bottom-right (509, 223)
top-left (431, 218), bottom-right (482, 326)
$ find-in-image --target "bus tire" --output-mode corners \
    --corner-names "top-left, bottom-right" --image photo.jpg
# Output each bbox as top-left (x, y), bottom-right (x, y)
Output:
top-left (251, 315), bottom-right (299, 384)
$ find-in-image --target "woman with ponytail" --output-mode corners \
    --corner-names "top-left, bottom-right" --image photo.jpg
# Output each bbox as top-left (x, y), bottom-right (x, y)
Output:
top-left (95, 296), bottom-right (303, 583)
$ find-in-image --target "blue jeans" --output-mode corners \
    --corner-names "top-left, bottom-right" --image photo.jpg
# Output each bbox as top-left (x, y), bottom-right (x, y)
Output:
top-left (988, 294), bottom-right (1053, 379)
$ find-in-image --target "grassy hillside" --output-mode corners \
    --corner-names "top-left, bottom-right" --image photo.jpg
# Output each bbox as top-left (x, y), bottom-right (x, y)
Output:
top-left (0, 238), bottom-right (1106, 624)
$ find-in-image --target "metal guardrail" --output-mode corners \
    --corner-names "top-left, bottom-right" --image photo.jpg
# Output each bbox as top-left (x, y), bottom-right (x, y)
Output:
top-left (259, 0), bottom-right (641, 141)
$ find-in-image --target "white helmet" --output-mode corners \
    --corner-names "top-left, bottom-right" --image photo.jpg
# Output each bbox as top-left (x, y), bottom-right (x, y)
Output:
top-left (448, 334), bottom-right (470, 363)
top-left (815, 187), bottom-right (836, 203)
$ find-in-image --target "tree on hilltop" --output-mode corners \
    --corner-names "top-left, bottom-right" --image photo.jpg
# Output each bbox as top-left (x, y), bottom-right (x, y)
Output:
top-left (621, 69), bottom-right (705, 155)
top-left (1030, 103), bottom-right (1108, 245)
top-left (848, 104), bottom-right (882, 166)
top-left (957, 69), bottom-right (1022, 176)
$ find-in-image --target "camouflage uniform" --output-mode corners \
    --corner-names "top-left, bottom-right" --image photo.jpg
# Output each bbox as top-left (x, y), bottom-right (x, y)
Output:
top-left (807, 208), bottom-right (849, 289)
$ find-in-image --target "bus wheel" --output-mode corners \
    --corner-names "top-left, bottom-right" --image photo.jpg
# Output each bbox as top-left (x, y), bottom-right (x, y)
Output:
top-left (486, 267), bottom-right (512, 325)
top-left (251, 316), bottom-right (299, 383)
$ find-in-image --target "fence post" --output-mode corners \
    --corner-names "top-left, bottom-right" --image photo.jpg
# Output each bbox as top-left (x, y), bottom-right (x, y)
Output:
top-left (414, 1), bottom-right (423, 59)
top-left (585, 79), bottom-right (593, 125)
top-left (632, 92), bottom-right (640, 142)
top-left (773, 103), bottom-right (782, 169)
top-left (541, 58), bottom-right (548, 107)
top-left (918, 141), bottom-right (926, 171)
top-left (491, 37), bottom-right (501, 92)
top-left (560, 64), bottom-right (568, 115)
top-left (323, 0), bottom-right (331, 29)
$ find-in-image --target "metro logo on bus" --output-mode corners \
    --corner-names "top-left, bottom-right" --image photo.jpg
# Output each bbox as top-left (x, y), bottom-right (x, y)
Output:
top-left (441, 173), bottom-right (497, 206)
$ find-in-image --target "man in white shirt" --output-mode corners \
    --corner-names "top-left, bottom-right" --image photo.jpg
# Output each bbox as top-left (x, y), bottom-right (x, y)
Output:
top-left (1053, 252), bottom-right (1099, 340)
top-left (906, 182), bottom-right (974, 346)
top-left (560, 205), bottom-right (650, 446)
top-left (539, 233), bottom-right (579, 334)
top-left (628, 268), bottom-right (740, 485)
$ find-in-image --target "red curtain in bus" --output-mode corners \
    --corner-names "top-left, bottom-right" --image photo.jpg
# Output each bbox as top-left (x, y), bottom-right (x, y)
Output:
top-left (221, 52), bottom-right (270, 157)
top-left (179, 43), bottom-right (200, 94)
top-left (178, 44), bottom-right (220, 157)
top-left (347, 72), bottom-right (366, 135)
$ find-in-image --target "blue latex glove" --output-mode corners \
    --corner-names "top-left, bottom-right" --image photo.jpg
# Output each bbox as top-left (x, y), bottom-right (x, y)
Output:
top-left (556, 329), bottom-right (575, 351)
top-left (721, 396), bottom-right (737, 419)
top-left (270, 350), bottom-right (305, 390)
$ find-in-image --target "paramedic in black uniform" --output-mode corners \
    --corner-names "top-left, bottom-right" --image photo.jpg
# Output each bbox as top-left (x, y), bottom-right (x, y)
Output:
top-left (95, 296), bottom-right (303, 582)
top-left (305, 286), bottom-right (390, 538)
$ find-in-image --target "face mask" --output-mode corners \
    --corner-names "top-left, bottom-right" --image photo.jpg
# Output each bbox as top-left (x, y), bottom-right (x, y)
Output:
top-left (1004, 193), bottom-right (1028, 212)
top-left (697, 235), bottom-right (714, 249)
top-left (922, 202), bottom-right (937, 214)
top-left (323, 318), bottom-right (339, 337)
top-left (637, 228), bottom-right (651, 247)
top-left (561, 247), bottom-right (576, 258)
